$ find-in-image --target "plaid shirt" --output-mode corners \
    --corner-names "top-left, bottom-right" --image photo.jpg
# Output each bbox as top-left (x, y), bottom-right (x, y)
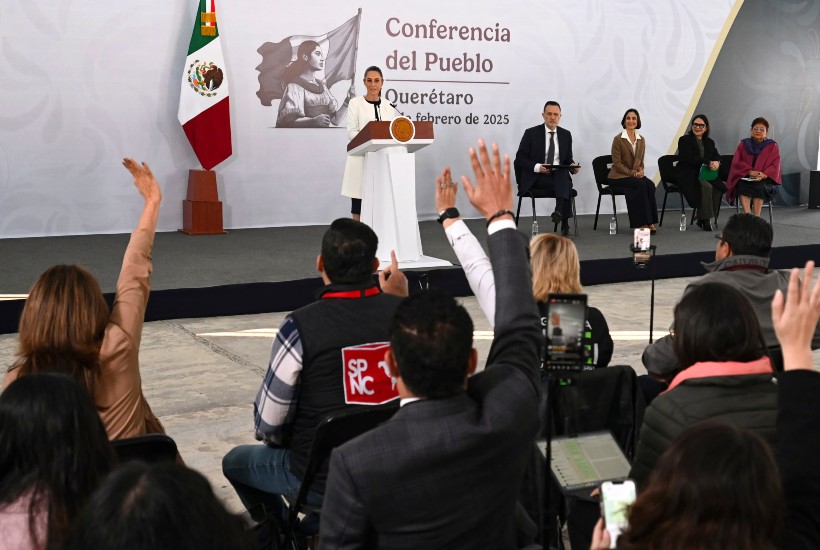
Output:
top-left (254, 315), bottom-right (303, 445)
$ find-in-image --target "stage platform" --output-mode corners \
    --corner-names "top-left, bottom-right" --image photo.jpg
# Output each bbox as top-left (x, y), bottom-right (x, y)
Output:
top-left (1, 207), bottom-right (818, 334)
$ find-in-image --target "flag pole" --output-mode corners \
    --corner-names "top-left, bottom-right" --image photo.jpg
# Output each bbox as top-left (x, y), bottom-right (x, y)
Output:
top-left (351, 8), bottom-right (362, 79)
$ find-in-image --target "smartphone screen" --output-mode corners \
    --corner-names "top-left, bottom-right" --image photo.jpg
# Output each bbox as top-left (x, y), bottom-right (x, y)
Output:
top-left (601, 480), bottom-right (636, 546)
top-left (543, 293), bottom-right (588, 370)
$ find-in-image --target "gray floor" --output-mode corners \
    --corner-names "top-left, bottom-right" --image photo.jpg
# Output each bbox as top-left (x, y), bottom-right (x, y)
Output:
top-left (3, 274), bottom-right (818, 516)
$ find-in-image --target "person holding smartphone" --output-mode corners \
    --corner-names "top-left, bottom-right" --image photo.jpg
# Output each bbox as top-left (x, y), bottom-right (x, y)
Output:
top-left (591, 263), bottom-right (820, 550)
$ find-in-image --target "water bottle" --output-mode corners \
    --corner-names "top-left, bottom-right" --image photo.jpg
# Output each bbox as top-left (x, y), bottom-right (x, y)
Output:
top-left (531, 218), bottom-right (539, 237)
top-left (679, 213), bottom-right (687, 232)
top-left (609, 217), bottom-right (616, 235)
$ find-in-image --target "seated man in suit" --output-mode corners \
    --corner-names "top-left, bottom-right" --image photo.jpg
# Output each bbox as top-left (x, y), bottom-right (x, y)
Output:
top-left (221, 219), bottom-right (408, 530)
top-left (515, 100), bottom-right (580, 236)
top-left (320, 141), bottom-right (542, 549)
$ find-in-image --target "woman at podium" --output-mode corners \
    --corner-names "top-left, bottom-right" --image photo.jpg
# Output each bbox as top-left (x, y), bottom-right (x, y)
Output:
top-left (341, 66), bottom-right (396, 219)
top-left (276, 40), bottom-right (354, 128)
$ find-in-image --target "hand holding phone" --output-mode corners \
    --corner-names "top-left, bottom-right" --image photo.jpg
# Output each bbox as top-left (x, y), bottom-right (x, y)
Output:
top-left (600, 480), bottom-right (636, 548)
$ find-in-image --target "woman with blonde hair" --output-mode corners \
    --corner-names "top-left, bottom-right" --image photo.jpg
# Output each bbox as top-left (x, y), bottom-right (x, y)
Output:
top-left (4, 159), bottom-right (165, 440)
top-left (435, 168), bottom-right (612, 368)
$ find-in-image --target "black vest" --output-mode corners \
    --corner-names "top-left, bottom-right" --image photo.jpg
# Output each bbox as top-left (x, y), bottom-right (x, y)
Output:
top-left (288, 282), bottom-right (402, 493)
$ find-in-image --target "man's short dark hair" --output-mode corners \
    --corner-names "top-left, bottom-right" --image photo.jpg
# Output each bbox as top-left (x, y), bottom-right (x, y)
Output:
top-left (390, 290), bottom-right (473, 399)
top-left (721, 213), bottom-right (773, 257)
top-left (543, 101), bottom-right (561, 112)
top-left (321, 218), bottom-right (378, 284)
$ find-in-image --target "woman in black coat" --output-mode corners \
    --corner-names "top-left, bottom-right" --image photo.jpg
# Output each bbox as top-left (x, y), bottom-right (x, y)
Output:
top-left (675, 114), bottom-right (724, 231)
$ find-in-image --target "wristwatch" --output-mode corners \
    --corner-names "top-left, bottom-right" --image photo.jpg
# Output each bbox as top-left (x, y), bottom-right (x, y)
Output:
top-left (437, 207), bottom-right (460, 224)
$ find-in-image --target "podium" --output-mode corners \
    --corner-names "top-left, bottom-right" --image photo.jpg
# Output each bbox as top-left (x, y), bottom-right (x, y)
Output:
top-left (347, 120), bottom-right (450, 269)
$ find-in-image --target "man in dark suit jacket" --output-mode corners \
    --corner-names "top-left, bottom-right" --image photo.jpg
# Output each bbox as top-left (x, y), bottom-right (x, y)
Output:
top-left (514, 100), bottom-right (580, 235)
top-left (320, 141), bottom-right (542, 549)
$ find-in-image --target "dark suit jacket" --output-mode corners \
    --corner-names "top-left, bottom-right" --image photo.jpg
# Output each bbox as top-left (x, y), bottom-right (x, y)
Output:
top-left (675, 133), bottom-right (721, 207)
top-left (319, 229), bottom-right (542, 550)
top-left (514, 124), bottom-right (575, 194)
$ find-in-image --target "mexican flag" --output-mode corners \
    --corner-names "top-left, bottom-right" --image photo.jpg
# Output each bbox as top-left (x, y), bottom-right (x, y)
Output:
top-left (178, 0), bottom-right (232, 171)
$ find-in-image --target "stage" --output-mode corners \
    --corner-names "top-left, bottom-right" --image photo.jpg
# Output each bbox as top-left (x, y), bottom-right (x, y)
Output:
top-left (1, 206), bottom-right (819, 334)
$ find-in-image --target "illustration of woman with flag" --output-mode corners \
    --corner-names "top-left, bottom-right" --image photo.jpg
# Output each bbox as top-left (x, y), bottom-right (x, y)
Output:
top-left (275, 40), bottom-right (355, 128)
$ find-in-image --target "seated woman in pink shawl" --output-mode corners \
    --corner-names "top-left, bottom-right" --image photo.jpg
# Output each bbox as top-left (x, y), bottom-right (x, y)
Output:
top-left (726, 117), bottom-right (781, 217)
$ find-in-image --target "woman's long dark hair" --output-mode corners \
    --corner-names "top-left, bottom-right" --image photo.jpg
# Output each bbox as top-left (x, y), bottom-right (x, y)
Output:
top-left (619, 420), bottom-right (782, 550)
top-left (64, 462), bottom-right (251, 550)
top-left (0, 373), bottom-right (114, 549)
top-left (672, 282), bottom-right (767, 369)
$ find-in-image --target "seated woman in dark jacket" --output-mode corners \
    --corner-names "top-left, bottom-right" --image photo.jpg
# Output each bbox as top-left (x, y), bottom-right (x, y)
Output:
top-left (675, 114), bottom-right (724, 231)
top-left (592, 261), bottom-right (820, 550)
top-left (628, 281), bottom-right (777, 488)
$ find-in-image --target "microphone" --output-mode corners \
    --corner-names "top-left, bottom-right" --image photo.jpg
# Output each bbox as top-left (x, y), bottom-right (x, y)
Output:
top-left (390, 102), bottom-right (407, 117)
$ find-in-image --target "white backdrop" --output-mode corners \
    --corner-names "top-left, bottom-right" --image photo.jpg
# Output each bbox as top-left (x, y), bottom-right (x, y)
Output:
top-left (0, 0), bottom-right (737, 238)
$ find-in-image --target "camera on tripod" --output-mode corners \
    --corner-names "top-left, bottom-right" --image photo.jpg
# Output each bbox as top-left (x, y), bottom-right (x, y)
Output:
top-left (631, 228), bottom-right (651, 268)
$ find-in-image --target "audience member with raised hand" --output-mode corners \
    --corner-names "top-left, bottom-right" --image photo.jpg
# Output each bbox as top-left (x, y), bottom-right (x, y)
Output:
top-left (437, 166), bottom-right (613, 368)
top-left (65, 462), bottom-right (251, 550)
top-left (320, 140), bottom-right (542, 549)
top-left (0, 373), bottom-right (114, 550)
top-left (591, 262), bottom-right (820, 550)
top-left (771, 261), bottom-right (820, 549)
top-left (4, 158), bottom-right (165, 441)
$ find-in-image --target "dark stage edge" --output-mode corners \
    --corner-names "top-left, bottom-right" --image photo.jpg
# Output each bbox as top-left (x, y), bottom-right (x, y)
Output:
top-left (2, 208), bottom-right (819, 335)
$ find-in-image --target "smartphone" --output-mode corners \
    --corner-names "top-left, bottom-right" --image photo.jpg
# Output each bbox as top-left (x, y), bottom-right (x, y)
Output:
top-left (633, 228), bottom-right (650, 251)
top-left (600, 480), bottom-right (636, 548)
top-left (542, 293), bottom-right (588, 370)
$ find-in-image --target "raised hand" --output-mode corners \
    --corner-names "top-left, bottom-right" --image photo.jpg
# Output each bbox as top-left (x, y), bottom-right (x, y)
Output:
top-left (122, 158), bottom-right (161, 206)
top-left (435, 167), bottom-right (458, 213)
top-left (772, 261), bottom-right (820, 370)
top-left (460, 140), bottom-right (512, 220)
top-left (378, 250), bottom-right (408, 297)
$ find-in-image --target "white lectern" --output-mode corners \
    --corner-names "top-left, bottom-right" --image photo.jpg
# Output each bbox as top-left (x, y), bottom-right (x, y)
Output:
top-left (347, 120), bottom-right (450, 269)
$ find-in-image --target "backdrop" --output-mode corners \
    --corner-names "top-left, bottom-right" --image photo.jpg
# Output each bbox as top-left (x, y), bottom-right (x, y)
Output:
top-left (0, 0), bottom-right (815, 238)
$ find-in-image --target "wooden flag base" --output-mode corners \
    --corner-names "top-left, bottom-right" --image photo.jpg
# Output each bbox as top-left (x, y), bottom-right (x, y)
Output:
top-left (179, 169), bottom-right (226, 235)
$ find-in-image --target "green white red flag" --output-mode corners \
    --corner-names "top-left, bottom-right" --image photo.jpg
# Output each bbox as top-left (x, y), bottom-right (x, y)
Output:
top-left (178, 0), bottom-right (232, 170)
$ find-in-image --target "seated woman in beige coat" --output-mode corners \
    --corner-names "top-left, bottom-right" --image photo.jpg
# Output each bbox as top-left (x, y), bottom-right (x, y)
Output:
top-left (4, 159), bottom-right (165, 441)
top-left (606, 108), bottom-right (659, 233)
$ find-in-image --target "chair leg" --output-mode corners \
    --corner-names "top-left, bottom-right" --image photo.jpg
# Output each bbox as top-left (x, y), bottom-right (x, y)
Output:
top-left (768, 199), bottom-right (773, 224)
top-left (690, 207), bottom-right (697, 225)
top-left (660, 190), bottom-right (668, 227)
top-left (515, 196), bottom-right (523, 226)
top-left (610, 194), bottom-right (618, 234)
top-left (594, 194), bottom-right (602, 230)
top-left (572, 196), bottom-right (578, 236)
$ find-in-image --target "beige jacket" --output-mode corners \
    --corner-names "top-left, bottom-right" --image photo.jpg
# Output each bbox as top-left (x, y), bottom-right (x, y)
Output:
top-left (608, 130), bottom-right (646, 179)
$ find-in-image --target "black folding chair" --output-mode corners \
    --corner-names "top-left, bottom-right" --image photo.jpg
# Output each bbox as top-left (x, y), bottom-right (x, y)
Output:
top-left (281, 405), bottom-right (398, 549)
top-left (111, 433), bottom-right (179, 464)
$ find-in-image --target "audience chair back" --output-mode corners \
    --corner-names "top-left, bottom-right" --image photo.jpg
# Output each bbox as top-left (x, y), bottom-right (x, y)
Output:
top-left (111, 434), bottom-right (179, 464)
top-left (591, 155), bottom-right (627, 233)
top-left (657, 154), bottom-right (684, 227)
top-left (282, 405), bottom-right (398, 549)
top-left (513, 166), bottom-right (579, 236)
top-left (544, 365), bottom-right (645, 460)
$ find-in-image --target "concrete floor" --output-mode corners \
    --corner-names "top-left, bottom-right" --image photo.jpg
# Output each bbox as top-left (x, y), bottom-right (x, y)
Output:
top-left (1, 275), bottom-right (818, 514)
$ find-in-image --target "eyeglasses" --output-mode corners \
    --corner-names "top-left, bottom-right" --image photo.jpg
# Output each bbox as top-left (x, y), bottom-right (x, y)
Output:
top-left (691, 123), bottom-right (706, 128)
top-left (752, 126), bottom-right (767, 132)
top-left (714, 234), bottom-right (727, 244)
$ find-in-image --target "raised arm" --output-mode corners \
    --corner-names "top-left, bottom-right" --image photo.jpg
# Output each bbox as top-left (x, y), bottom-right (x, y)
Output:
top-left (436, 166), bottom-right (496, 325)
top-left (107, 159), bottom-right (162, 349)
top-left (772, 261), bottom-right (820, 549)
top-left (461, 141), bottom-right (540, 385)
